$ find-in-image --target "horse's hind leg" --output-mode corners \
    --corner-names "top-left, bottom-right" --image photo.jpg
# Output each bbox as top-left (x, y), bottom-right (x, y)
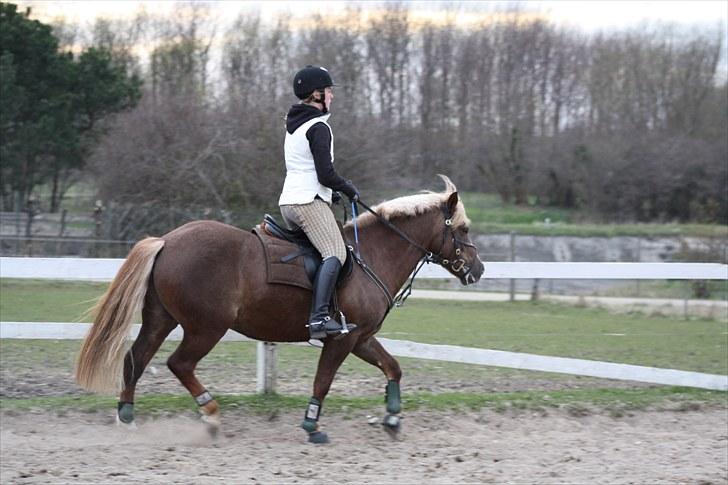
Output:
top-left (352, 336), bottom-right (403, 437)
top-left (118, 283), bottom-right (177, 426)
top-left (166, 325), bottom-right (227, 433)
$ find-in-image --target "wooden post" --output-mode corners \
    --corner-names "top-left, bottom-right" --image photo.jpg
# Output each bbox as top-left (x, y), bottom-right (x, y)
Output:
top-left (509, 231), bottom-right (516, 301)
top-left (93, 200), bottom-right (104, 258)
top-left (635, 238), bottom-right (641, 296)
top-left (256, 341), bottom-right (278, 394)
top-left (531, 278), bottom-right (540, 301)
top-left (14, 192), bottom-right (22, 254)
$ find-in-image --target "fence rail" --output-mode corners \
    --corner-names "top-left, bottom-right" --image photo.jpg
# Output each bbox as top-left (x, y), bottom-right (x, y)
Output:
top-left (2, 322), bottom-right (725, 391)
top-left (2, 257), bottom-right (726, 281)
top-left (1, 257), bottom-right (727, 393)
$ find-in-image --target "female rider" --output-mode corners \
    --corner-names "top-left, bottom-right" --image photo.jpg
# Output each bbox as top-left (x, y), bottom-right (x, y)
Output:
top-left (278, 65), bottom-right (359, 340)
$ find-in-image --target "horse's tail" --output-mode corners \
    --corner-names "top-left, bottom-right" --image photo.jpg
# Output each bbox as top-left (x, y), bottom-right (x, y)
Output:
top-left (75, 237), bottom-right (165, 394)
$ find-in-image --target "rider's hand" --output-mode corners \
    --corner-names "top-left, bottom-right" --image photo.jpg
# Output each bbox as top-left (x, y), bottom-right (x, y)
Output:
top-left (331, 191), bottom-right (342, 204)
top-left (345, 182), bottom-right (360, 203)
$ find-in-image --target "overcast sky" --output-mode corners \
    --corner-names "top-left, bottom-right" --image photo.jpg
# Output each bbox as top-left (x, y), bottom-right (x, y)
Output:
top-left (19, 0), bottom-right (728, 32)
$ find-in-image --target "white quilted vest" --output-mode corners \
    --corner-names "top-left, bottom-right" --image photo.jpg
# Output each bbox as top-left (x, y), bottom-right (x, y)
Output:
top-left (279, 114), bottom-right (334, 205)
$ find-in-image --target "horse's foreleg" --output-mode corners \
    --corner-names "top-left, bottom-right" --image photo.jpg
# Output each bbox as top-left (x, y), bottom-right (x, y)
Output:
top-left (118, 285), bottom-right (177, 427)
top-left (303, 339), bottom-right (357, 444)
top-left (167, 326), bottom-right (227, 435)
top-left (352, 337), bottom-right (402, 437)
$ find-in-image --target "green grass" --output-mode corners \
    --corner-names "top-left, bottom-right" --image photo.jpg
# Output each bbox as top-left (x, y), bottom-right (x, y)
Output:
top-left (599, 280), bottom-right (728, 301)
top-left (2, 279), bottom-right (726, 413)
top-left (470, 221), bottom-right (727, 238)
top-left (381, 300), bottom-right (728, 374)
top-left (459, 192), bottom-right (727, 237)
top-left (2, 279), bottom-right (726, 374)
top-left (0, 279), bottom-right (107, 322)
top-left (460, 192), bottom-right (575, 225)
top-left (2, 387), bottom-right (724, 416)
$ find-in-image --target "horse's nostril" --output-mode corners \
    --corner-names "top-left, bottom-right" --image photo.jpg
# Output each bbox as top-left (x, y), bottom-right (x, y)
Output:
top-left (473, 262), bottom-right (484, 281)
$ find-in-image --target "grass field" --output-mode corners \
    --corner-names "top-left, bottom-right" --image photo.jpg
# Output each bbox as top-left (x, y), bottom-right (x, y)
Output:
top-left (598, 280), bottom-right (728, 301)
top-left (0, 279), bottom-right (106, 323)
top-left (2, 278), bottom-right (727, 413)
top-left (1, 279), bottom-right (726, 374)
top-left (458, 192), bottom-right (728, 238)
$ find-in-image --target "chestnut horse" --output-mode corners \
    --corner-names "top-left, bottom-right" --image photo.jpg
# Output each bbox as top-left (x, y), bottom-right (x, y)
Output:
top-left (75, 175), bottom-right (484, 443)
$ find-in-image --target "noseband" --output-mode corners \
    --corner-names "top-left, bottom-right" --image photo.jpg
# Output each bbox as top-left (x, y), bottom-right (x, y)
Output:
top-left (429, 206), bottom-right (479, 281)
top-left (352, 199), bottom-right (479, 307)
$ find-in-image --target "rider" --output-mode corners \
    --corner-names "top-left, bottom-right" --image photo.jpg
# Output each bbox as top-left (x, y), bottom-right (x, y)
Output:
top-left (279, 65), bottom-right (360, 340)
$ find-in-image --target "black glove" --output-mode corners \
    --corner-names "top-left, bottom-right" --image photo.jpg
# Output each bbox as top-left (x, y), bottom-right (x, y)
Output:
top-left (344, 181), bottom-right (360, 202)
top-left (331, 191), bottom-right (342, 204)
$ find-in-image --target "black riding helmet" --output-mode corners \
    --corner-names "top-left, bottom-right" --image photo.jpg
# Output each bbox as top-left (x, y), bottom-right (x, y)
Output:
top-left (293, 65), bottom-right (335, 99)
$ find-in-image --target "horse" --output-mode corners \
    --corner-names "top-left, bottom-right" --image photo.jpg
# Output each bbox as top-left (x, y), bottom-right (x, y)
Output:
top-left (75, 175), bottom-right (484, 443)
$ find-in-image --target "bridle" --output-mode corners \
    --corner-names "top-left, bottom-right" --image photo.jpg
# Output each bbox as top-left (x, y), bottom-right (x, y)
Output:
top-left (350, 199), bottom-right (479, 308)
top-left (429, 205), bottom-right (479, 279)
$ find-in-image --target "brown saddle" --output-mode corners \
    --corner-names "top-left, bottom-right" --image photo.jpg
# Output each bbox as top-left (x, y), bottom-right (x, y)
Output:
top-left (252, 215), bottom-right (352, 291)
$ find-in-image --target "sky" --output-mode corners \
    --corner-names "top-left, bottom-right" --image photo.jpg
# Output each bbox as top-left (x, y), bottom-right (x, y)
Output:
top-left (16, 0), bottom-right (728, 82)
top-left (18, 0), bottom-right (728, 32)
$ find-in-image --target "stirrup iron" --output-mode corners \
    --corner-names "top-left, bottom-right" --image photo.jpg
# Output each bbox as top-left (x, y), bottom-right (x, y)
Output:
top-left (307, 313), bottom-right (357, 340)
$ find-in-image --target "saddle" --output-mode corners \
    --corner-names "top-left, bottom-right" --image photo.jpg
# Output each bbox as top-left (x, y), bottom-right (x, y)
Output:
top-left (252, 214), bottom-right (352, 291)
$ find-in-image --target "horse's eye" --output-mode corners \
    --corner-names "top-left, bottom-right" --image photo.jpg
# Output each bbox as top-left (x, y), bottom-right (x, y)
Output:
top-left (462, 227), bottom-right (469, 234)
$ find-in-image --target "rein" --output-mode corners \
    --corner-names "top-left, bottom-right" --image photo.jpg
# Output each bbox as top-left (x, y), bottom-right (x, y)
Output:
top-left (348, 198), bottom-right (477, 308)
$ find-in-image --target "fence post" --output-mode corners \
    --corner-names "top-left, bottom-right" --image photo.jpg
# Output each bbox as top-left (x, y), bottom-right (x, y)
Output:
top-left (14, 192), bottom-right (22, 254)
top-left (635, 237), bottom-right (642, 296)
top-left (256, 341), bottom-right (278, 393)
top-left (509, 231), bottom-right (516, 301)
top-left (93, 201), bottom-right (104, 258)
top-left (531, 279), bottom-right (540, 301)
top-left (24, 196), bottom-right (36, 257)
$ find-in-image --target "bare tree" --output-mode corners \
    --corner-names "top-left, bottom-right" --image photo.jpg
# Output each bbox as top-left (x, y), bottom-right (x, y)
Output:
top-left (80, 5), bottom-right (726, 231)
top-left (366, 5), bottom-right (411, 126)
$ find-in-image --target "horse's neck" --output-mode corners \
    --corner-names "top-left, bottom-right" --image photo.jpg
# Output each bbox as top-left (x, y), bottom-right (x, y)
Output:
top-left (351, 212), bottom-right (437, 298)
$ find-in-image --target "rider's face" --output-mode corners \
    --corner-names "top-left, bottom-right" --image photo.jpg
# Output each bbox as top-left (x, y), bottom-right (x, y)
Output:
top-left (323, 86), bottom-right (333, 110)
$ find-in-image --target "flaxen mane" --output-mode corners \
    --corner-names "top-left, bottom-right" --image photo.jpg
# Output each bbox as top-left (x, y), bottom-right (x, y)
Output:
top-left (350, 175), bottom-right (471, 229)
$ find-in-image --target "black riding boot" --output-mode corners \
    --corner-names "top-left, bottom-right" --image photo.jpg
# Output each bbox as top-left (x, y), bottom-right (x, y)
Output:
top-left (308, 257), bottom-right (353, 340)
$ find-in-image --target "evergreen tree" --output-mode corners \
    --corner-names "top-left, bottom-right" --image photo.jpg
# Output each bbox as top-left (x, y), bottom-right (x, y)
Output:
top-left (0, 2), bottom-right (140, 211)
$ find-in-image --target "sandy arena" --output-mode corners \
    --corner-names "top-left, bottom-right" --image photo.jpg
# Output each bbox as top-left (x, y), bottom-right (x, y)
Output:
top-left (1, 404), bottom-right (727, 484)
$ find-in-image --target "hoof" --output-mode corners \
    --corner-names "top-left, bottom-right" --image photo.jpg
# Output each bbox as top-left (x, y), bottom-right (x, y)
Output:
top-left (117, 402), bottom-right (135, 425)
top-left (307, 431), bottom-right (329, 444)
top-left (382, 414), bottom-right (401, 439)
top-left (201, 413), bottom-right (221, 439)
top-left (206, 424), bottom-right (219, 439)
top-left (115, 415), bottom-right (137, 430)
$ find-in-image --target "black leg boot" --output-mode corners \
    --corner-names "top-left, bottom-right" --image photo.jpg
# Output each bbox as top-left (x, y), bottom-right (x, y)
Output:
top-left (308, 257), bottom-right (353, 340)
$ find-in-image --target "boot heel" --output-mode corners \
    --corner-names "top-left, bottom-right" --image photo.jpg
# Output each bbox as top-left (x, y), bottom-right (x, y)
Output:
top-left (307, 321), bottom-right (328, 340)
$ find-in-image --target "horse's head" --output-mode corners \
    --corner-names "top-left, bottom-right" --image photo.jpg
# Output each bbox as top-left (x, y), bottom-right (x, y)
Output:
top-left (428, 175), bottom-right (484, 285)
top-left (359, 175), bottom-right (484, 286)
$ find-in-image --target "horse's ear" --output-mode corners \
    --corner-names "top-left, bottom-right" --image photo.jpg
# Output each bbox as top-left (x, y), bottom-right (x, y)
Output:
top-left (446, 191), bottom-right (459, 216)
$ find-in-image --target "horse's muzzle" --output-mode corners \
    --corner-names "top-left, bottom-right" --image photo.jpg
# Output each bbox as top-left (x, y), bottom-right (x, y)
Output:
top-left (459, 258), bottom-right (484, 286)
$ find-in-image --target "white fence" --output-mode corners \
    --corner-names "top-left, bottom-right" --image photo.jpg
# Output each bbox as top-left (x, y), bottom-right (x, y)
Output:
top-left (2, 256), bottom-right (727, 281)
top-left (1, 257), bottom-right (727, 392)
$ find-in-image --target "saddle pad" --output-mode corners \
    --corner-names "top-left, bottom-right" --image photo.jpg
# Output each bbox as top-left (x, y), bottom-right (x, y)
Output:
top-left (252, 227), bottom-right (313, 291)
